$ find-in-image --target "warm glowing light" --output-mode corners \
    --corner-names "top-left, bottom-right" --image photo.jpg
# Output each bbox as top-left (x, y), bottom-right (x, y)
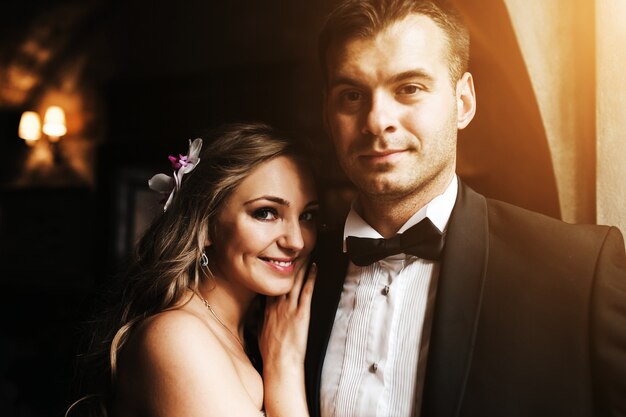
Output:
top-left (42, 105), bottom-right (67, 141)
top-left (18, 111), bottom-right (42, 145)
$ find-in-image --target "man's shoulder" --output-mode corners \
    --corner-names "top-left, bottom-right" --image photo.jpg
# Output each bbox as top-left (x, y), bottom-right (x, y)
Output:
top-left (486, 196), bottom-right (608, 233)
top-left (455, 181), bottom-right (615, 243)
top-left (482, 194), bottom-right (621, 258)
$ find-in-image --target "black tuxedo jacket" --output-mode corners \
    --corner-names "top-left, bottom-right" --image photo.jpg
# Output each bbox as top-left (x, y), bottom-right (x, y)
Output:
top-left (305, 181), bottom-right (626, 417)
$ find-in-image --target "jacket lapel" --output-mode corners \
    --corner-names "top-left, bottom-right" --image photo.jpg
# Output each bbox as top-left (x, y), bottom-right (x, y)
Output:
top-left (305, 230), bottom-right (349, 417)
top-left (421, 182), bottom-right (489, 417)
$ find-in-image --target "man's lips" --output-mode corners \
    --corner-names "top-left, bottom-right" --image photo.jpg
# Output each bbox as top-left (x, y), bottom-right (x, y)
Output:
top-left (360, 149), bottom-right (407, 163)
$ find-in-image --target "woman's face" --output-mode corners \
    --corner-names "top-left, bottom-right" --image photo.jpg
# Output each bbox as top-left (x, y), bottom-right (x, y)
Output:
top-left (210, 155), bottom-right (318, 297)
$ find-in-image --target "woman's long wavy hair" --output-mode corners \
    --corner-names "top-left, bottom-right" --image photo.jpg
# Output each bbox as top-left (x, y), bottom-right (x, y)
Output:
top-left (70, 122), bottom-right (305, 416)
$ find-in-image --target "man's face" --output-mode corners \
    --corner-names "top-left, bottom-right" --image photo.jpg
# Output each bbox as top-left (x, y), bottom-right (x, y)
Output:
top-left (324, 14), bottom-right (474, 201)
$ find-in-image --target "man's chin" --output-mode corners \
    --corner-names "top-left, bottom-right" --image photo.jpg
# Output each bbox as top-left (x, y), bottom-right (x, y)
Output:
top-left (356, 175), bottom-right (413, 199)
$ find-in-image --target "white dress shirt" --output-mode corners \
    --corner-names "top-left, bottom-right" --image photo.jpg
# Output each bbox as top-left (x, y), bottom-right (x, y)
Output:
top-left (320, 177), bottom-right (458, 417)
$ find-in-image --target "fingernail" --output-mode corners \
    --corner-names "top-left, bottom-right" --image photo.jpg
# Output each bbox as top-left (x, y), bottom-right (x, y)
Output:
top-left (311, 263), bottom-right (318, 272)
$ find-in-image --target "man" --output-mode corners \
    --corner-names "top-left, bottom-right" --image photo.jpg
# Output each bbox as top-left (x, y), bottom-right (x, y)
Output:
top-left (306, 1), bottom-right (626, 416)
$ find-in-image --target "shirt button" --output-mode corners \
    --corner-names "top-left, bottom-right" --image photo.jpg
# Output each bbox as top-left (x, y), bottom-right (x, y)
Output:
top-left (381, 285), bottom-right (390, 296)
top-left (370, 363), bottom-right (378, 373)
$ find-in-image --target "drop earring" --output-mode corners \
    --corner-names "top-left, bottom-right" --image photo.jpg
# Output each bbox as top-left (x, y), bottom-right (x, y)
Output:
top-left (200, 252), bottom-right (209, 267)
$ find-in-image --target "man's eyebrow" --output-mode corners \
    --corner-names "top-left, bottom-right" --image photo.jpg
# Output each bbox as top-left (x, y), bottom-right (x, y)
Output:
top-left (328, 69), bottom-right (435, 89)
top-left (244, 196), bottom-right (290, 206)
top-left (328, 75), bottom-right (365, 89)
top-left (387, 69), bottom-right (435, 84)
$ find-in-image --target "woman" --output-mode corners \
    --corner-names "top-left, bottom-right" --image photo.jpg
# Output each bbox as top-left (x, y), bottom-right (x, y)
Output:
top-left (73, 122), bottom-right (316, 416)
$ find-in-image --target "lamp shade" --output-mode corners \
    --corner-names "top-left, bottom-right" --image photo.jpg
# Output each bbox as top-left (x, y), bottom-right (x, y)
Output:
top-left (18, 111), bottom-right (42, 143)
top-left (42, 106), bottom-right (67, 139)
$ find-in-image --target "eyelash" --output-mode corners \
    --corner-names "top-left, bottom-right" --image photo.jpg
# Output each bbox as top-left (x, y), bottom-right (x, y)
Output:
top-left (300, 210), bottom-right (318, 222)
top-left (342, 90), bottom-right (362, 102)
top-left (398, 84), bottom-right (420, 95)
top-left (251, 208), bottom-right (318, 222)
top-left (252, 207), bottom-right (278, 221)
top-left (336, 84), bottom-right (422, 108)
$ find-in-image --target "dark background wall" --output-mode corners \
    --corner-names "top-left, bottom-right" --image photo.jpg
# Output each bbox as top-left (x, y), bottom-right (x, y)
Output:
top-left (0, 1), bottom-right (560, 415)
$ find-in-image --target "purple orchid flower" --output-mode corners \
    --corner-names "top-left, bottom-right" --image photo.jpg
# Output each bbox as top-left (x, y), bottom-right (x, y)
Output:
top-left (149, 138), bottom-right (203, 211)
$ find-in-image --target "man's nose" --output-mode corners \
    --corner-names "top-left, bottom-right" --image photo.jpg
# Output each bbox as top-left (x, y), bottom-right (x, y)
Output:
top-left (362, 91), bottom-right (398, 137)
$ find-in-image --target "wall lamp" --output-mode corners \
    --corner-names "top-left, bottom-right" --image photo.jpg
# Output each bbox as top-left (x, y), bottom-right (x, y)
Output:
top-left (18, 106), bottom-right (67, 146)
top-left (18, 106), bottom-right (68, 167)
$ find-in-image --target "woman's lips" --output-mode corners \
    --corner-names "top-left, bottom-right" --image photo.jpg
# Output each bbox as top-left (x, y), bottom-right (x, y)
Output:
top-left (260, 257), bottom-right (296, 274)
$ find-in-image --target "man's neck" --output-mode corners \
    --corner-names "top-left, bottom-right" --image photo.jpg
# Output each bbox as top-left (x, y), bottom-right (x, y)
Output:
top-left (357, 173), bottom-right (455, 238)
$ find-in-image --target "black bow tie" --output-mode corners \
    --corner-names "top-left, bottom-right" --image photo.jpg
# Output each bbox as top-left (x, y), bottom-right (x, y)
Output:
top-left (346, 217), bottom-right (445, 266)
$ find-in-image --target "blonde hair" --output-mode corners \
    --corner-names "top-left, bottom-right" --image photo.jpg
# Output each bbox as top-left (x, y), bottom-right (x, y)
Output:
top-left (70, 122), bottom-right (305, 416)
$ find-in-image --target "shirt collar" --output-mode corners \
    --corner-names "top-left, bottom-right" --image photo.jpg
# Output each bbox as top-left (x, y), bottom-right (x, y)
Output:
top-left (342, 176), bottom-right (458, 252)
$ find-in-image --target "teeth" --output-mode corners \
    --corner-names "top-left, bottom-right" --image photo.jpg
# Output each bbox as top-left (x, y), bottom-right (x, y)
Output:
top-left (267, 259), bottom-right (293, 267)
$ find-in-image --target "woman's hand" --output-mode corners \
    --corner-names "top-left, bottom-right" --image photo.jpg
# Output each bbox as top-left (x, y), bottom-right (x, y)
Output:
top-left (260, 263), bottom-right (317, 368)
top-left (260, 263), bottom-right (316, 417)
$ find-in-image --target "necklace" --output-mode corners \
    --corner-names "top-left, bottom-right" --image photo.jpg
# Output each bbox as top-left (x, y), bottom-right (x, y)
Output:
top-left (193, 291), bottom-right (246, 350)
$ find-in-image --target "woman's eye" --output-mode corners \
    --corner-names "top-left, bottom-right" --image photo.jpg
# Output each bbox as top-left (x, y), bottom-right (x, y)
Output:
top-left (299, 210), bottom-right (318, 222)
top-left (252, 207), bottom-right (278, 221)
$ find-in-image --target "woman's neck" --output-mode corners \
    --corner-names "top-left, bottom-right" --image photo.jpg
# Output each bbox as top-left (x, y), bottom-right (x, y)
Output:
top-left (196, 276), bottom-right (256, 341)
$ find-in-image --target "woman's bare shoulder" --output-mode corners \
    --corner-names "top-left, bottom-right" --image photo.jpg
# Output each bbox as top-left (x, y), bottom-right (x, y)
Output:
top-left (115, 309), bottom-right (262, 417)
top-left (128, 308), bottom-right (220, 356)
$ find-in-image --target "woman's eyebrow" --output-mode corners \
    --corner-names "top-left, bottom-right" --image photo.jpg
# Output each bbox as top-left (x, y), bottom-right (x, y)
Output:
top-left (244, 196), bottom-right (290, 206)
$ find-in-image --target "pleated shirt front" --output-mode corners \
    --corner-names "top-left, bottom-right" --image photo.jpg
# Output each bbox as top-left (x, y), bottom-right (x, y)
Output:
top-left (320, 177), bottom-right (457, 417)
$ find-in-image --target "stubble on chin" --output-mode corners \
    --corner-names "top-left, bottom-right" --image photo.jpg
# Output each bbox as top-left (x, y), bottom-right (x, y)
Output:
top-left (356, 155), bottom-right (452, 205)
top-left (354, 169), bottom-right (414, 201)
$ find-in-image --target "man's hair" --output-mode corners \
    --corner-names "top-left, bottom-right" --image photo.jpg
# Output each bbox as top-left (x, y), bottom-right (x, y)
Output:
top-left (319, 0), bottom-right (470, 85)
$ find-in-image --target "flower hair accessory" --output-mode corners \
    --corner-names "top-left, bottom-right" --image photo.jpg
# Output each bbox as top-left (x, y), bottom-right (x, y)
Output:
top-left (148, 138), bottom-right (203, 211)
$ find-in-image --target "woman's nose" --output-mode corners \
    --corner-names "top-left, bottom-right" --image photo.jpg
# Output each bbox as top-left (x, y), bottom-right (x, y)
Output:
top-left (278, 220), bottom-right (304, 251)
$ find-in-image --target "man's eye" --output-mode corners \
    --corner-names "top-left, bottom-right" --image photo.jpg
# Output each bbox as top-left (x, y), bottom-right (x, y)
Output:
top-left (398, 84), bottom-right (420, 95)
top-left (346, 91), bottom-right (361, 101)
top-left (342, 91), bottom-right (362, 102)
top-left (252, 208), bottom-right (278, 221)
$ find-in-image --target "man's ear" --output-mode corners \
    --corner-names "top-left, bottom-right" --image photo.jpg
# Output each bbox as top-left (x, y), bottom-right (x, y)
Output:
top-left (456, 72), bottom-right (477, 130)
